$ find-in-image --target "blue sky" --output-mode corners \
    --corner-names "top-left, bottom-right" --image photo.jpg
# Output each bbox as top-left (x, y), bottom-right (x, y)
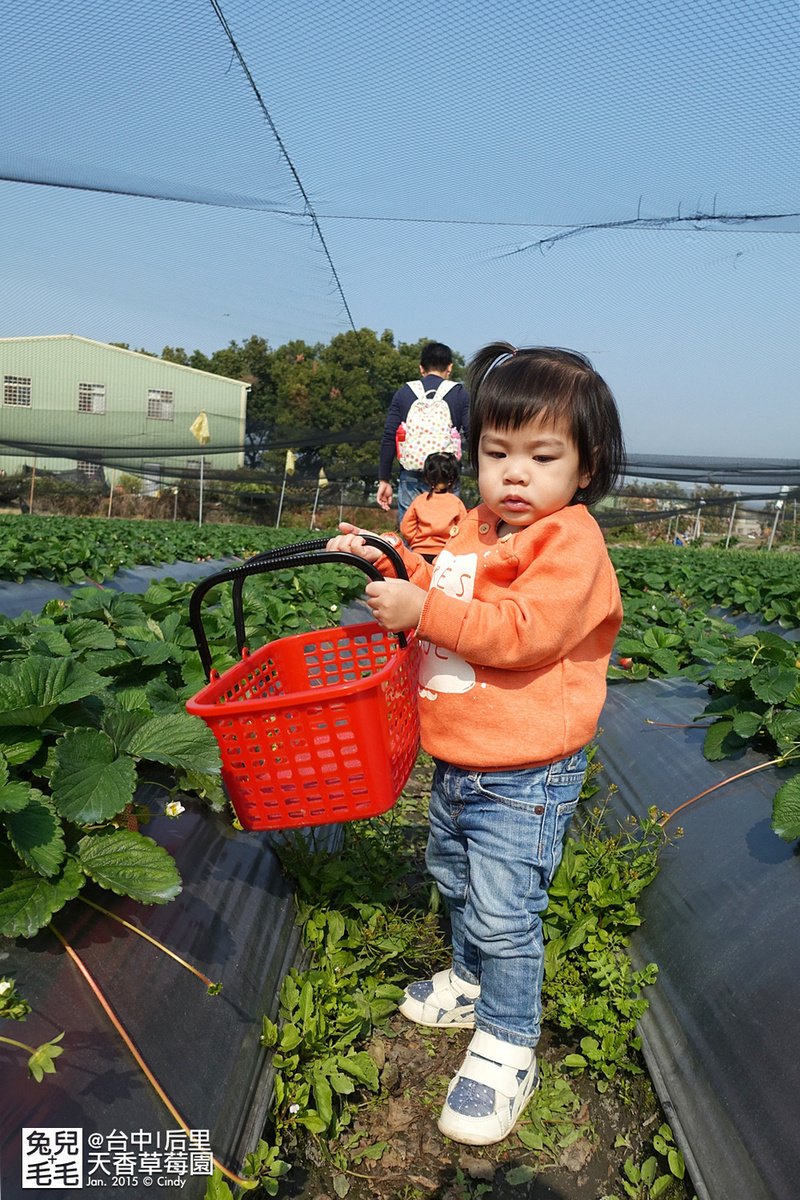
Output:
top-left (1, 0), bottom-right (799, 463)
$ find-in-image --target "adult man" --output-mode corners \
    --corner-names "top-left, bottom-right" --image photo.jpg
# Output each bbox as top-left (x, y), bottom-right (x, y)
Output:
top-left (377, 342), bottom-right (470, 523)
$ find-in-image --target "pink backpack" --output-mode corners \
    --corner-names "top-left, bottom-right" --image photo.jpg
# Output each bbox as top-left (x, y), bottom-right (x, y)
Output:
top-left (396, 380), bottom-right (461, 470)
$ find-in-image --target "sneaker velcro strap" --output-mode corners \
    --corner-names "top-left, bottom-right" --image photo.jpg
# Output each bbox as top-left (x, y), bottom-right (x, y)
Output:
top-left (469, 1030), bottom-right (532, 1071)
top-left (431, 969), bottom-right (457, 999)
top-left (458, 1055), bottom-right (520, 1098)
top-left (429, 969), bottom-right (479, 1007)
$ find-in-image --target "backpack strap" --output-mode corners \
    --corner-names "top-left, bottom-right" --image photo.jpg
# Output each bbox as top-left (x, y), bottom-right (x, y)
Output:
top-left (430, 379), bottom-right (457, 402)
top-left (406, 379), bottom-right (458, 403)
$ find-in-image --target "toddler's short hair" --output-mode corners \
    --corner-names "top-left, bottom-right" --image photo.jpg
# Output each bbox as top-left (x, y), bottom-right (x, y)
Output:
top-left (424, 452), bottom-right (460, 492)
top-left (466, 343), bottom-right (626, 506)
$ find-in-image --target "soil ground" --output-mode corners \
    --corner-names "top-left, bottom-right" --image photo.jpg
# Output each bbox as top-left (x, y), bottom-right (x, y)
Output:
top-left (274, 1017), bottom-right (691, 1200)
top-left (271, 759), bottom-right (696, 1200)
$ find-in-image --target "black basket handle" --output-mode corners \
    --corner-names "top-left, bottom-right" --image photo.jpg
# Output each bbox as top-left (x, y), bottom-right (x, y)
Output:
top-left (229, 535), bottom-right (408, 653)
top-left (189, 537), bottom-right (411, 681)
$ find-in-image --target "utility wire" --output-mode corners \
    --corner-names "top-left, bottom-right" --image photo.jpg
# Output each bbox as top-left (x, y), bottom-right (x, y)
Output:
top-left (207, 0), bottom-right (356, 331)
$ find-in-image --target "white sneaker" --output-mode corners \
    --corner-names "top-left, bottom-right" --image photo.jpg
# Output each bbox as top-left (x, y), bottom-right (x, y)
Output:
top-left (398, 968), bottom-right (480, 1028)
top-left (437, 1029), bottom-right (539, 1145)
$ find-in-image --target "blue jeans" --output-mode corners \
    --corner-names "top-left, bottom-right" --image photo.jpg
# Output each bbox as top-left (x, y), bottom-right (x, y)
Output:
top-left (397, 468), bottom-right (461, 524)
top-left (397, 470), bottom-right (427, 524)
top-left (425, 750), bottom-right (587, 1047)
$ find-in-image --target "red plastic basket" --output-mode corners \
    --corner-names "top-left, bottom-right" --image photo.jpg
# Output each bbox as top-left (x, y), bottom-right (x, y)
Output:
top-left (186, 541), bottom-right (421, 830)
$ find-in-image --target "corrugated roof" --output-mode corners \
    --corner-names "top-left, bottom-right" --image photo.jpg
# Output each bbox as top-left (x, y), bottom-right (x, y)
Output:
top-left (0, 335), bottom-right (247, 388)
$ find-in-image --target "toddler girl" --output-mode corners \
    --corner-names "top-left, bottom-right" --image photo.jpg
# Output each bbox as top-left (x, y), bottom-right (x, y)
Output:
top-left (328, 343), bottom-right (624, 1146)
top-left (400, 452), bottom-right (468, 562)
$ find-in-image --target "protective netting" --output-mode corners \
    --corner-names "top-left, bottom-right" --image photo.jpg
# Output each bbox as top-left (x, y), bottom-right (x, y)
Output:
top-left (1, 0), bottom-right (799, 467)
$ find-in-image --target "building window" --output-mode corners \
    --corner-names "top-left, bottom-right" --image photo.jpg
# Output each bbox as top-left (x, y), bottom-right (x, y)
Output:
top-left (3, 375), bottom-right (32, 407)
top-left (77, 460), bottom-right (103, 480)
top-left (142, 462), bottom-right (162, 497)
top-left (78, 382), bottom-right (106, 414)
top-left (147, 389), bottom-right (174, 421)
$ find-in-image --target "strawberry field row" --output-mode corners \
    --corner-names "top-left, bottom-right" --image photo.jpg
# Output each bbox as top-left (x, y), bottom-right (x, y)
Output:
top-left (608, 545), bottom-right (800, 842)
top-left (610, 544), bottom-right (800, 628)
top-left (0, 514), bottom-right (318, 585)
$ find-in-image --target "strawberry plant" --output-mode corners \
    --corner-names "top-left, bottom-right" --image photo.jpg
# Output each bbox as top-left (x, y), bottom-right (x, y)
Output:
top-left (0, 976), bottom-right (66, 1081)
top-left (543, 801), bottom-right (667, 1089)
top-left (0, 513), bottom-right (325, 585)
top-left (0, 560), bottom-right (368, 938)
top-left (611, 544), bottom-right (800, 630)
top-left (607, 545), bottom-right (800, 843)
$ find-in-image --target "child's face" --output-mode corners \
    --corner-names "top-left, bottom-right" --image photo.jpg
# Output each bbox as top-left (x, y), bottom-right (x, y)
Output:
top-left (478, 413), bottom-right (591, 530)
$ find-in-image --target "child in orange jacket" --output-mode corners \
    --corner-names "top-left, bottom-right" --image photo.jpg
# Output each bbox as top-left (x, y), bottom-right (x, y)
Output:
top-left (328, 343), bottom-right (624, 1146)
top-left (400, 452), bottom-right (468, 562)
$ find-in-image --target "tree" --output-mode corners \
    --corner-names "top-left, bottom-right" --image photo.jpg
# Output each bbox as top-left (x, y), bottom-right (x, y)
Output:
top-left (143, 328), bottom-right (470, 483)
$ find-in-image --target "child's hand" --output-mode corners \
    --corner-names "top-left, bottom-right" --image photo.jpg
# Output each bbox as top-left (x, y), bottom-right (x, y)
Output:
top-left (326, 522), bottom-right (398, 564)
top-left (365, 579), bottom-right (426, 633)
top-left (326, 522), bottom-right (383, 563)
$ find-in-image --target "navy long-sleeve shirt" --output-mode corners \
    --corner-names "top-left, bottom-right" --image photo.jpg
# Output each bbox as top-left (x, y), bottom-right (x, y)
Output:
top-left (379, 373), bottom-right (470, 481)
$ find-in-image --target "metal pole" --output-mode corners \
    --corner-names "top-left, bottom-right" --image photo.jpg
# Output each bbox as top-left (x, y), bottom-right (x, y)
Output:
top-left (107, 469), bottom-right (116, 518)
top-left (28, 458), bottom-right (37, 515)
top-left (198, 457), bottom-right (204, 527)
top-left (665, 515), bottom-right (673, 542)
top-left (725, 501), bottom-right (737, 550)
top-left (276, 470), bottom-right (287, 528)
top-left (310, 483), bottom-right (321, 530)
top-left (173, 488), bottom-right (178, 521)
top-left (339, 484), bottom-right (345, 526)
top-left (768, 486), bottom-right (790, 551)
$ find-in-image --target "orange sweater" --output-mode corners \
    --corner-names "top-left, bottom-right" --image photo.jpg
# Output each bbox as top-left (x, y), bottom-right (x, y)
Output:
top-left (400, 491), bottom-right (468, 556)
top-left (381, 503), bottom-right (622, 771)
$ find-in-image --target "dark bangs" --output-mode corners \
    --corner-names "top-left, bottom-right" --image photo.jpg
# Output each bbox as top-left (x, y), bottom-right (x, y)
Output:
top-left (466, 344), bottom-right (626, 506)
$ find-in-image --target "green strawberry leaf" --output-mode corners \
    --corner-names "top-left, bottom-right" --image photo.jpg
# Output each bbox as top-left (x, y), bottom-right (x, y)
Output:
top-left (0, 756), bottom-right (32, 814)
top-left (0, 856), bottom-right (85, 938)
top-left (0, 656), bottom-right (110, 727)
top-left (771, 773), bottom-right (800, 842)
top-left (145, 678), bottom-right (187, 714)
top-left (75, 829), bottom-right (182, 904)
top-left (51, 730), bottom-right (138, 823)
top-left (731, 711), bottom-right (764, 740)
top-left (124, 713), bottom-right (221, 772)
top-left (751, 666), bottom-right (800, 705)
top-left (173, 768), bottom-right (226, 810)
top-left (124, 640), bottom-right (175, 666)
top-left (707, 661), bottom-right (757, 684)
top-left (63, 619), bottom-right (117, 652)
top-left (100, 708), bottom-right (151, 752)
top-left (703, 720), bottom-right (748, 761)
top-left (766, 710), bottom-right (800, 756)
top-left (3, 793), bottom-right (66, 876)
top-left (0, 727), bottom-right (43, 766)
